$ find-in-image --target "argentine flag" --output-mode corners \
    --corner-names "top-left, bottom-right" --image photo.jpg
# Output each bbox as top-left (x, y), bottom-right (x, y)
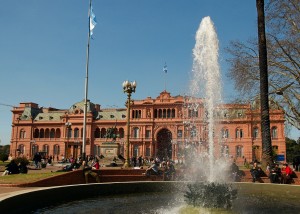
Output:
top-left (163, 63), bottom-right (168, 74)
top-left (90, 6), bottom-right (97, 37)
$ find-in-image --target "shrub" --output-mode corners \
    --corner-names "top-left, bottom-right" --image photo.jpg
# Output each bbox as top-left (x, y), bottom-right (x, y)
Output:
top-left (0, 153), bottom-right (8, 162)
top-left (14, 157), bottom-right (30, 166)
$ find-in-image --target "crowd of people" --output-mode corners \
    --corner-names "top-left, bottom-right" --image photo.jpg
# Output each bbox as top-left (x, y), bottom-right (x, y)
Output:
top-left (250, 161), bottom-right (294, 184)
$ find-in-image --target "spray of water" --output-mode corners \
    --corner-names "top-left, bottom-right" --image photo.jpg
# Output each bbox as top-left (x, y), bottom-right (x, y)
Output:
top-left (188, 16), bottom-right (225, 182)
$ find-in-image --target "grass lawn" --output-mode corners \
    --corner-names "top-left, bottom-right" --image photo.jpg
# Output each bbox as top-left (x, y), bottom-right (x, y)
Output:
top-left (0, 172), bottom-right (65, 184)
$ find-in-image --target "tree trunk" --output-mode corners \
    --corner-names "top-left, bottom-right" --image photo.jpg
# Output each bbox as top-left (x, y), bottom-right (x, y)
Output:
top-left (256, 0), bottom-right (273, 169)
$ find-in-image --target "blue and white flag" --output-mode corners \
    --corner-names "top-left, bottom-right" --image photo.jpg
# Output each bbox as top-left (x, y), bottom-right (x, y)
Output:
top-left (163, 63), bottom-right (168, 74)
top-left (90, 6), bottom-right (97, 37)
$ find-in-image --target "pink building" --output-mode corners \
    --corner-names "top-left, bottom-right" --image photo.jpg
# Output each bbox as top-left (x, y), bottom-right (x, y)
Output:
top-left (10, 90), bottom-right (286, 164)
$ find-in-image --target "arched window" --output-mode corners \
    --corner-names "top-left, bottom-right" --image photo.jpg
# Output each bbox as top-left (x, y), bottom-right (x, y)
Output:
top-left (55, 128), bottom-right (61, 138)
top-left (167, 109), bottom-right (171, 118)
top-left (74, 128), bottom-right (79, 138)
top-left (221, 128), bottom-right (229, 138)
top-left (119, 128), bottom-right (124, 138)
top-left (172, 109), bottom-right (175, 118)
top-left (34, 129), bottom-right (39, 138)
top-left (221, 145), bottom-right (229, 157)
top-left (235, 128), bottom-right (243, 139)
top-left (45, 128), bottom-right (50, 138)
top-left (19, 129), bottom-right (26, 139)
top-left (40, 129), bottom-right (45, 138)
top-left (271, 127), bottom-right (278, 139)
top-left (94, 128), bottom-right (100, 138)
top-left (32, 144), bottom-right (38, 155)
top-left (154, 109), bottom-right (158, 118)
top-left (50, 129), bottom-right (55, 138)
top-left (158, 109), bottom-right (162, 118)
top-left (236, 145), bottom-right (243, 158)
top-left (190, 126), bottom-right (197, 138)
top-left (53, 144), bottom-right (60, 155)
top-left (235, 129), bottom-right (239, 138)
top-left (133, 127), bottom-right (139, 138)
top-left (67, 128), bottom-right (72, 138)
top-left (253, 127), bottom-right (259, 139)
top-left (163, 109), bottom-right (167, 118)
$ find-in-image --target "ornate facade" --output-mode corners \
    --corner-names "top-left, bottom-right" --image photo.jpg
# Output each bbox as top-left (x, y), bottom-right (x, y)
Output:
top-left (10, 90), bottom-right (286, 164)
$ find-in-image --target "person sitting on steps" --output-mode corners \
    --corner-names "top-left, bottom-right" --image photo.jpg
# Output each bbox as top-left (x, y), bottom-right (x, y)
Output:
top-left (250, 162), bottom-right (262, 183)
top-left (145, 160), bottom-right (160, 177)
top-left (81, 160), bottom-right (100, 183)
top-left (269, 163), bottom-right (281, 183)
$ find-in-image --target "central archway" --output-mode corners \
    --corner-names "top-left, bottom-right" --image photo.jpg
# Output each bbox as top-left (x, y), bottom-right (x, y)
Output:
top-left (156, 128), bottom-right (172, 160)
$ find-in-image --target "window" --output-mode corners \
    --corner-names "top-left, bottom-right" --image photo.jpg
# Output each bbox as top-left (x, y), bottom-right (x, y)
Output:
top-left (221, 128), bottom-right (229, 138)
top-left (34, 129), bottom-right (39, 138)
top-left (56, 128), bottom-right (61, 138)
top-left (190, 126), bottom-right (197, 138)
top-left (74, 128), bottom-right (79, 138)
top-left (177, 130), bottom-right (183, 139)
top-left (45, 129), bottom-right (50, 138)
top-left (221, 145), bottom-right (229, 157)
top-left (146, 130), bottom-right (151, 138)
top-left (50, 129), bottom-right (55, 138)
top-left (133, 144), bottom-right (139, 157)
top-left (40, 129), bottom-right (45, 138)
top-left (236, 146), bottom-right (243, 157)
top-left (67, 128), bottom-right (72, 138)
top-left (133, 127), bottom-right (139, 138)
top-left (235, 129), bottom-right (243, 139)
top-left (20, 129), bottom-right (26, 139)
top-left (253, 127), bottom-right (259, 139)
top-left (32, 144), bottom-right (38, 155)
top-left (53, 145), bottom-right (60, 155)
top-left (271, 127), bottom-right (278, 139)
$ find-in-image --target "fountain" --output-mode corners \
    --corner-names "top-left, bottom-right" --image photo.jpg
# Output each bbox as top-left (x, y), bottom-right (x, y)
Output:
top-left (2, 17), bottom-right (300, 214)
top-left (188, 16), bottom-right (225, 182)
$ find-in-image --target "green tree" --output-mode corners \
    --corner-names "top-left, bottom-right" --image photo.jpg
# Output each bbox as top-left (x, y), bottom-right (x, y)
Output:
top-left (286, 137), bottom-right (300, 162)
top-left (0, 153), bottom-right (8, 162)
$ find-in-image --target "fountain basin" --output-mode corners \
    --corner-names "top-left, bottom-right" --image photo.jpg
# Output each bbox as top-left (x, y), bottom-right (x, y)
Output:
top-left (1, 182), bottom-right (300, 213)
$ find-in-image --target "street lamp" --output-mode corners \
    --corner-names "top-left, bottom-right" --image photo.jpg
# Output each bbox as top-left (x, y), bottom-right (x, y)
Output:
top-left (65, 122), bottom-right (72, 160)
top-left (122, 80), bottom-right (136, 168)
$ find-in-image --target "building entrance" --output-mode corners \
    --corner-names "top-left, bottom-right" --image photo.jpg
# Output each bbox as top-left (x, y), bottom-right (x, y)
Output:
top-left (156, 129), bottom-right (172, 160)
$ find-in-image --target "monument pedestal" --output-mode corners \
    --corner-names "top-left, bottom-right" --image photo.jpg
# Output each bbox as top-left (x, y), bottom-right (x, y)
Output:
top-left (100, 142), bottom-right (123, 166)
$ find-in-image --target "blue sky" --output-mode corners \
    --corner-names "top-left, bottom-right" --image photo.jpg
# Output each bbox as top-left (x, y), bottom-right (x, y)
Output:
top-left (0, 0), bottom-right (298, 145)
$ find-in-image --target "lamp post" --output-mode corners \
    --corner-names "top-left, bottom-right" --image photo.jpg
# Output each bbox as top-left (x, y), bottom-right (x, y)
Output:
top-left (122, 80), bottom-right (136, 168)
top-left (65, 122), bottom-right (72, 160)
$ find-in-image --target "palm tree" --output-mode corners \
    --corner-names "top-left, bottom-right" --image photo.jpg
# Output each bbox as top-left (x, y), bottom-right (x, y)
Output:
top-left (256, 0), bottom-right (273, 168)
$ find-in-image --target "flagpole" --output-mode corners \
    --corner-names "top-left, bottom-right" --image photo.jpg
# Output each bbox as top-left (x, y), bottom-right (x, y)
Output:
top-left (82, 0), bottom-right (92, 160)
top-left (163, 62), bottom-right (167, 91)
